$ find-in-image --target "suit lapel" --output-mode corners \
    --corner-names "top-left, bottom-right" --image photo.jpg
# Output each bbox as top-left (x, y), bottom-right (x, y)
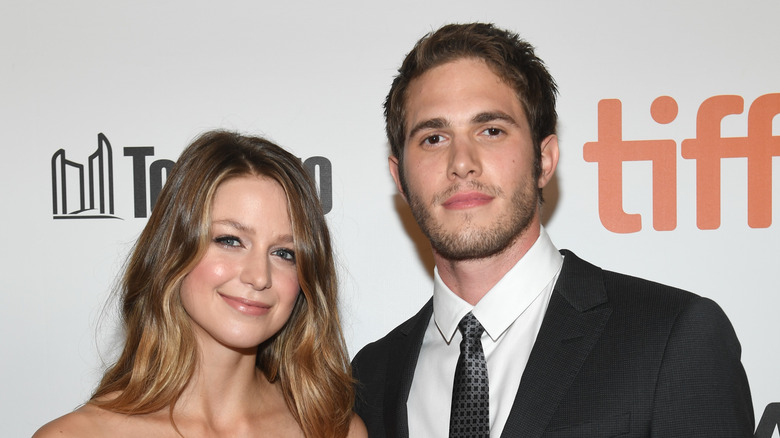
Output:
top-left (501, 250), bottom-right (612, 438)
top-left (383, 300), bottom-right (432, 438)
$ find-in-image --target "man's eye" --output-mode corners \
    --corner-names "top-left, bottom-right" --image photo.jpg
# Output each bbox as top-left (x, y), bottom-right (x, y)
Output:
top-left (423, 134), bottom-right (444, 145)
top-left (484, 127), bottom-right (503, 136)
top-left (215, 236), bottom-right (242, 247)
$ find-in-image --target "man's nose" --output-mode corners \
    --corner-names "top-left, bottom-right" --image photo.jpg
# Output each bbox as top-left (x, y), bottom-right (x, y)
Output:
top-left (448, 137), bottom-right (482, 180)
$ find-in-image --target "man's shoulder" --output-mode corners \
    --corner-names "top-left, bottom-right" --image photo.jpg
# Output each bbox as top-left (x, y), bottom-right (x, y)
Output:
top-left (352, 299), bottom-right (432, 366)
top-left (351, 299), bottom-right (433, 425)
top-left (558, 249), bottom-right (725, 322)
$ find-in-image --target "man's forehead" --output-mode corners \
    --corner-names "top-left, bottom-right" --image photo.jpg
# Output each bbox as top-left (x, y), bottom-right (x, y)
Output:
top-left (402, 64), bottom-right (528, 138)
top-left (405, 58), bottom-right (522, 105)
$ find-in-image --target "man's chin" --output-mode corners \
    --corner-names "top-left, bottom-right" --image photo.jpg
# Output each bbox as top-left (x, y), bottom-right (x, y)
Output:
top-left (429, 232), bottom-right (515, 262)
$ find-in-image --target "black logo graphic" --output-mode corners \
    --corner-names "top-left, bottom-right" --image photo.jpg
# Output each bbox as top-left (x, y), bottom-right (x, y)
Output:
top-left (123, 146), bottom-right (175, 218)
top-left (52, 133), bottom-right (333, 220)
top-left (755, 403), bottom-right (780, 438)
top-left (302, 155), bottom-right (332, 214)
top-left (51, 133), bottom-right (117, 219)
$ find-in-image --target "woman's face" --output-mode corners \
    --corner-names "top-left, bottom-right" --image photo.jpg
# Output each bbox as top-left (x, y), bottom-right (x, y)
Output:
top-left (180, 175), bottom-right (300, 352)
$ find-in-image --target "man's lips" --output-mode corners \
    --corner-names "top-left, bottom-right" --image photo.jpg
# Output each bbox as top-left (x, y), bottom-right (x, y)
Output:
top-left (219, 293), bottom-right (271, 316)
top-left (441, 191), bottom-right (494, 209)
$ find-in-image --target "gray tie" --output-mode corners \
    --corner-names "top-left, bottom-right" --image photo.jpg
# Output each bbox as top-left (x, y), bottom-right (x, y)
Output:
top-left (449, 312), bottom-right (489, 438)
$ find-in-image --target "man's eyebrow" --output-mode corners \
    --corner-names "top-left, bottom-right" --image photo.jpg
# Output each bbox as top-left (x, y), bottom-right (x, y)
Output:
top-left (407, 117), bottom-right (449, 141)
top-left (472, 111), bottom-right (518, 125)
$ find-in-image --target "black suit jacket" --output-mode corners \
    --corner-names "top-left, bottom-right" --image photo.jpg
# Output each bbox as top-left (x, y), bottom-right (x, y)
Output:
top-left (352, 250), bottom-right (754, 437)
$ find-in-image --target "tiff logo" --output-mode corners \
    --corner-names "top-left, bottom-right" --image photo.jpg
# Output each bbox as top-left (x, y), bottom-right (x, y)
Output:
top-left (52, 133), bottom-right (333, 220)
top-left (583, 94), bottom-right (780, 233)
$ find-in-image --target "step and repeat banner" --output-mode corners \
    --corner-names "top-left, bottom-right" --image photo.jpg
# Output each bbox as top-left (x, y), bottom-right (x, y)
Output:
top-left (2, 1), bottom-right (778, 435)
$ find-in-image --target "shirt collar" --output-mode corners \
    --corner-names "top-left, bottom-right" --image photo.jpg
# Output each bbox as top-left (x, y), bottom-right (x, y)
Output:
top-left (432, 227), bottom-right (563, 343)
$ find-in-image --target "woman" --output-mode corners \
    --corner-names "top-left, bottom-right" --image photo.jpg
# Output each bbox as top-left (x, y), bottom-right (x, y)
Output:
top-left (35, 131), bottom-right (366, 438)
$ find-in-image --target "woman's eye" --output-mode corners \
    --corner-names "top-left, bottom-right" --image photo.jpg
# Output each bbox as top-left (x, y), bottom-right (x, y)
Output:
top-left (274, 248), bottom-right (296, 263)
top-left (215, 235), bottom-right (242, 247)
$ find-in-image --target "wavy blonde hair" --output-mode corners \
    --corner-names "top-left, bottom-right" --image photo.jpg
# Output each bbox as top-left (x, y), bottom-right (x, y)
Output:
top-left (91, 130), bottom-right (353, 437)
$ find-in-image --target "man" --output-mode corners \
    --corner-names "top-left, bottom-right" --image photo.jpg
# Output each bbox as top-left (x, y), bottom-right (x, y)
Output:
top-left (352, 23), bottom-right (754, 437)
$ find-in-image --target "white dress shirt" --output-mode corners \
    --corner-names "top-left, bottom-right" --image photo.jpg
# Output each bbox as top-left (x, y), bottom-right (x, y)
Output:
top-left (407, 228), bottom-right (563, 438)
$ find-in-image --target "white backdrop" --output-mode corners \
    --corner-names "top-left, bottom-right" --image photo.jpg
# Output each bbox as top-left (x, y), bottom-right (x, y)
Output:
top-left (2, 1), bottom-right (778, 436)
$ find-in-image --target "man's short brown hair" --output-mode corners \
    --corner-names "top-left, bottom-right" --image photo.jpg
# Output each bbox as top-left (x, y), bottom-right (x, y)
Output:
top-left (384, 22), bottom-right (558, 192)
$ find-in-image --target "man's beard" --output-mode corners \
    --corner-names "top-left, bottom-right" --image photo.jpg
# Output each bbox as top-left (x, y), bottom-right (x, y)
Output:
top-left (406, 178), bottom-right (538, 261)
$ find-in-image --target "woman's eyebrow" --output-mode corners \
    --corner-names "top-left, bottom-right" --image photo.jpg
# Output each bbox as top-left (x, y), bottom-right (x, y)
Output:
top-left (212, 219), bottom-right (253, 234)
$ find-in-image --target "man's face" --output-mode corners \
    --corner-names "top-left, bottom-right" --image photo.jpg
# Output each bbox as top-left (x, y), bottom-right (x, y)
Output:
top-left (390, 57), bottom-right (556, 261)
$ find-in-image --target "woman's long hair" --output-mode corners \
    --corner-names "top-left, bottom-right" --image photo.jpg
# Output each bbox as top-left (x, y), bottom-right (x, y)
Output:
top-left (90, 130), bottom-right (354, 438)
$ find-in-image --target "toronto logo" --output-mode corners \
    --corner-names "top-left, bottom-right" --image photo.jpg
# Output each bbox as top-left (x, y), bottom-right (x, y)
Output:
top-left (51, 133), bottom-right (333, 220)
top-left (52, 133), bottom-right (119, 219)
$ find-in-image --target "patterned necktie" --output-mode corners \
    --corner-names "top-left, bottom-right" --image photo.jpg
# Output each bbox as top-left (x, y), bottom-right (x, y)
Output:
top-left (449, 312), bottom-right (490, 438)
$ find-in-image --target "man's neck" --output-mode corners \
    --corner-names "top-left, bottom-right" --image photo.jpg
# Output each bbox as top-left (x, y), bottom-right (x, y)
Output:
top-left (434, 222), bottom-right (541, 306)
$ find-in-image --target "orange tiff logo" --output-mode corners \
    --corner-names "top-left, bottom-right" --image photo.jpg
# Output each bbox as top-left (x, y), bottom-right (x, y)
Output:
top-left (583, 94), bottom-right (780, 233)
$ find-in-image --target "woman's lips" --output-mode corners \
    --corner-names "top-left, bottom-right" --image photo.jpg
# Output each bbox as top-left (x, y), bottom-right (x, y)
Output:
top-left (219, 293), bottom-right (270, 316)
top-left (442, 191), bottom-right (494, 209)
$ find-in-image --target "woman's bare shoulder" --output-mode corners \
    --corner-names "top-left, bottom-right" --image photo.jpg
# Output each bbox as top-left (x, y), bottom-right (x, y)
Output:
top-left (33, 399), bottom-right (175, 438)
top-left (347, 413), bottom-right (368, 438)
top-left (33, 404), bottom-right (115, 438)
